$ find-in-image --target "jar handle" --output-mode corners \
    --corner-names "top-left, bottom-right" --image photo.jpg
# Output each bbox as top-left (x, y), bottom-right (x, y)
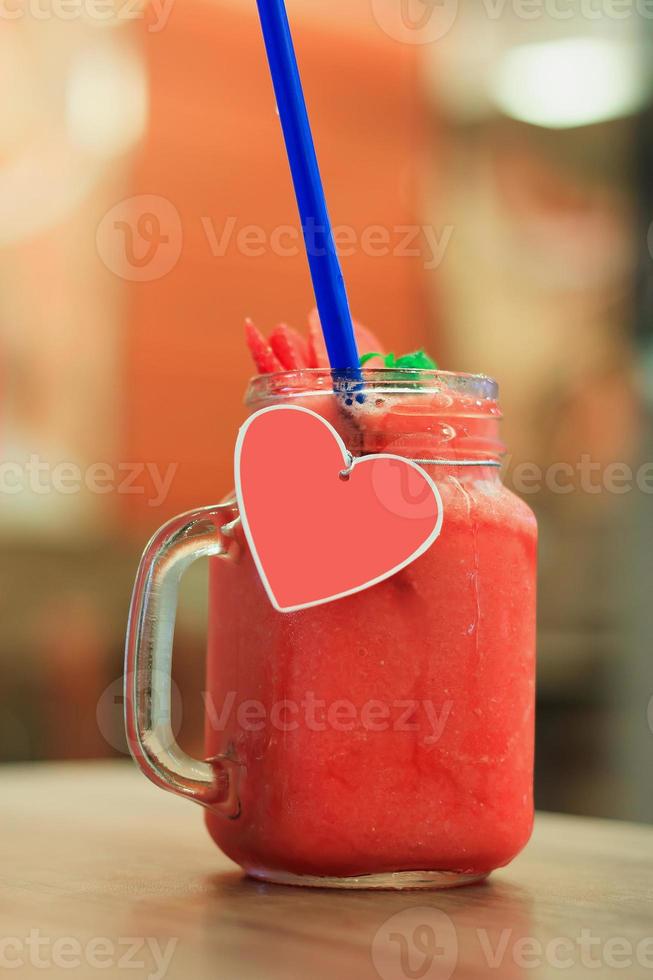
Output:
top-left (124, 503), bottom-right (240, 813)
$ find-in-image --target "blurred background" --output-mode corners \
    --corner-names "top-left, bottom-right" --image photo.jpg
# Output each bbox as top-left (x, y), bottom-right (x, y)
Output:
top-left (1, 0), bottom-right (651, 822)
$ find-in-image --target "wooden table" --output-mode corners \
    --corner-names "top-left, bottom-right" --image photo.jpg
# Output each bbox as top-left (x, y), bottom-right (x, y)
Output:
top-left (2, 762), bottom-right (652, 979)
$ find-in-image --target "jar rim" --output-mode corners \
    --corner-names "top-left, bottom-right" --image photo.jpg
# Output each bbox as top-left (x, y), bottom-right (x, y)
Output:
top-left (246, 368), bottom-right (499, 405)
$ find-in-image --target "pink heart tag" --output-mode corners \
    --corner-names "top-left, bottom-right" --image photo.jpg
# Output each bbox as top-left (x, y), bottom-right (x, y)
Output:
top-left (234, 406), bottom-right (443, 612)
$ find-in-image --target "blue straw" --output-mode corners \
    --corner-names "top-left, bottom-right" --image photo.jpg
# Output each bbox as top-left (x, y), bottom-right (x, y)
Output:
top-left (255, 0), bottom-right (360, 372)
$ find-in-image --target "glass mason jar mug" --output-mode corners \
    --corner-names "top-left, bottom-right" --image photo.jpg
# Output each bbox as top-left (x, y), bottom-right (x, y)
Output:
top-left (125, 369), bottom-right (537, 889)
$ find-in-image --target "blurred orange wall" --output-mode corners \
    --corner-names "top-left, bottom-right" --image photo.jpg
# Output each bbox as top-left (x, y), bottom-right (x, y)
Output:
top-left (123, 0), bottom-right (426, 528)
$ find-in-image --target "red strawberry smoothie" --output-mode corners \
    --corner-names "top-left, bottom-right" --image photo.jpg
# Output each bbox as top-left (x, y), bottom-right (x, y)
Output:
top-left (205, 365), bottom-right (537, 884)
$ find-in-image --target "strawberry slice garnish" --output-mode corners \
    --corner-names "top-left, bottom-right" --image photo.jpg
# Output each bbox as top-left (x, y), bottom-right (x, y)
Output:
top-left (269, 323), bottom-right (310, 370)
top-left (244, 319), bottom-right (283, 375)
top-left (246, 311), bottom-right (389, 375)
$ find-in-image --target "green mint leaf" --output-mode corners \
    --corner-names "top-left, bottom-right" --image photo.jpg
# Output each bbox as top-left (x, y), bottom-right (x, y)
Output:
top-left (359, 352), bottom-right (384, 366)
top-left (395, 350), bottom-right (438, 369)
top-left (359, 349), bottom-right (438, 370)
